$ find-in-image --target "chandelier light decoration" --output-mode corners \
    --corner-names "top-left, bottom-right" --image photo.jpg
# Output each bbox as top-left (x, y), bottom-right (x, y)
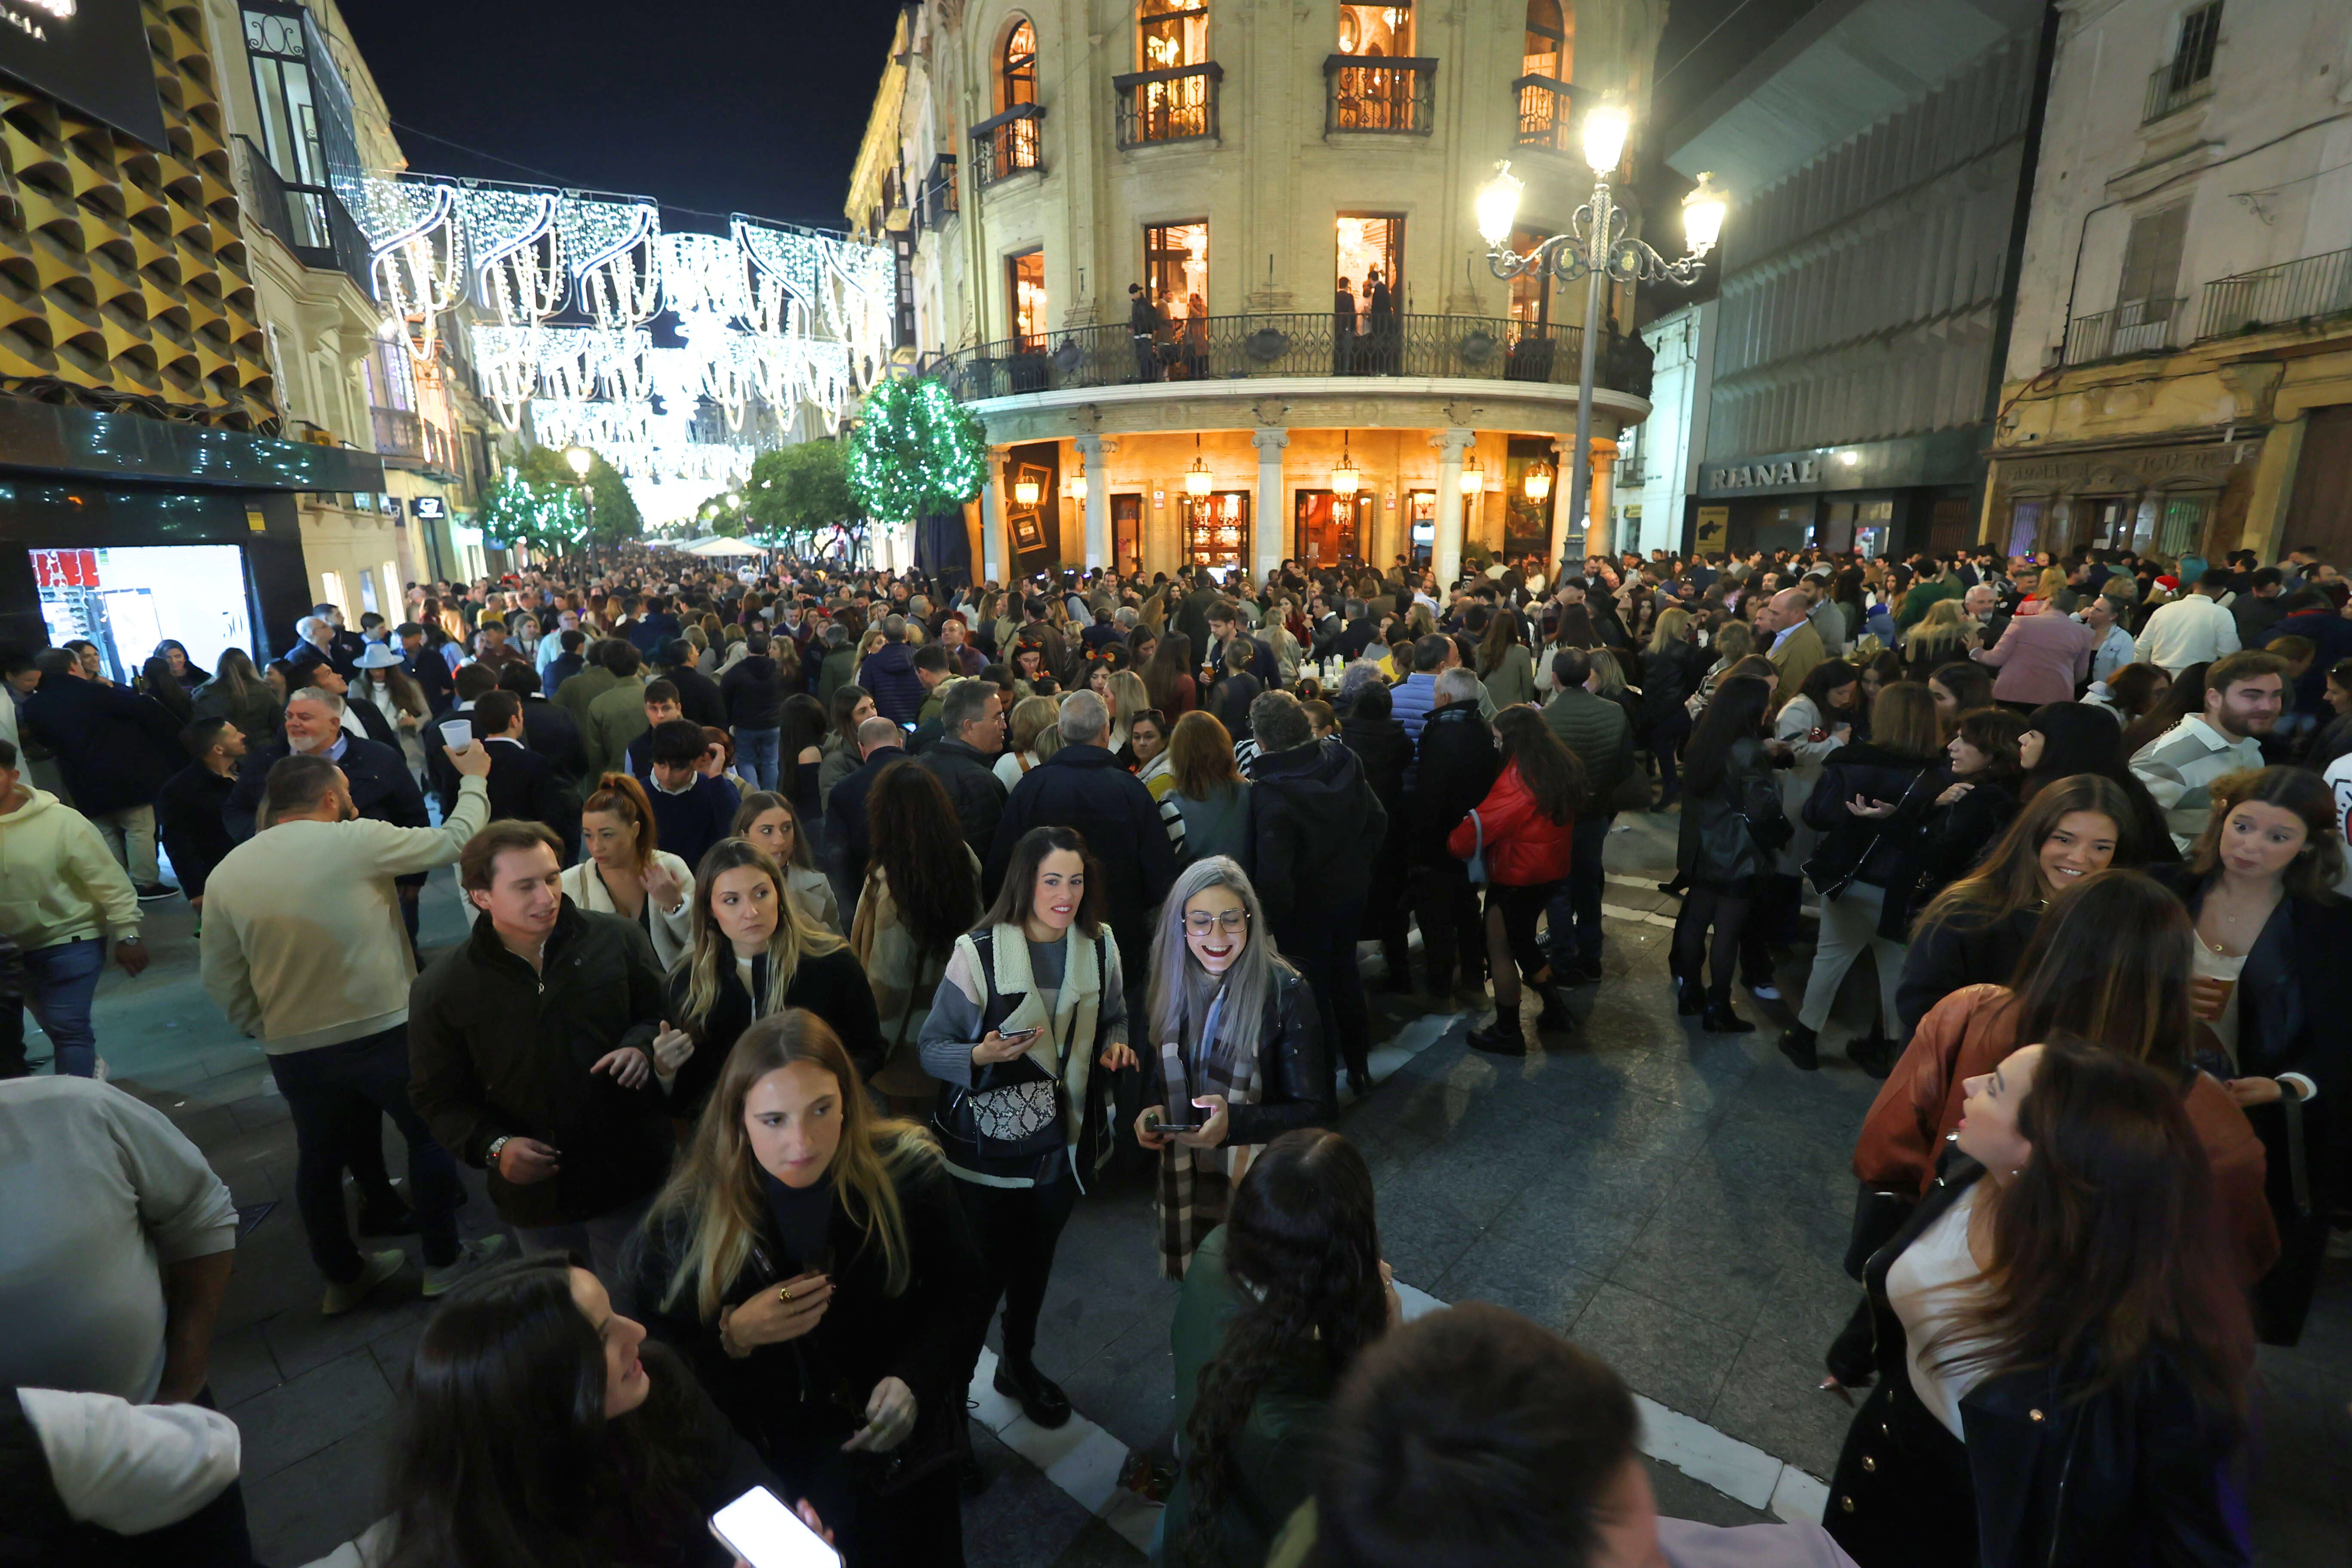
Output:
top-left (343, 169), bottom-right (892, 523)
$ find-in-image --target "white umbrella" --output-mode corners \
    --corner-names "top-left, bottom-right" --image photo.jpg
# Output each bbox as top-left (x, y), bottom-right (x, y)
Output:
top-left (689, 536), bottom-right (767, 556)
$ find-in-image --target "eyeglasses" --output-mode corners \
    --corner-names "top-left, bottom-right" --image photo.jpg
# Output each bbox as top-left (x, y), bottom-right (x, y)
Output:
top-left (1184, 910), bottom-right (1250, 936)
top-left (1134, 708), bottom-right (1167, 727)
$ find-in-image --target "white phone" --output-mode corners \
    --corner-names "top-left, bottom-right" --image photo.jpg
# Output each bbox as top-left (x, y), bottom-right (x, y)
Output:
top-left (710, 1486), bottom-right (840, 1568)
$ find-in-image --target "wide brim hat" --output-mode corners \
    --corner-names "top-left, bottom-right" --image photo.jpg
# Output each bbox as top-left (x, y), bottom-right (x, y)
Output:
top-left (355, 644), bottom-right (404, 669)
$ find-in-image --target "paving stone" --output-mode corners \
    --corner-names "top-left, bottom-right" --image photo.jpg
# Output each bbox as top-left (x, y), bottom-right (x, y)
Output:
top-left (231, 1343), bottom-right (394, 1485)
top-left (1566, 1280), bottom-right (1748, 1421)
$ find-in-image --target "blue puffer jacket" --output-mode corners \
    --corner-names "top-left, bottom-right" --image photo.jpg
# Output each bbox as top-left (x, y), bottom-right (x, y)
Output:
top-left (857, 641), bottom-right (927, 723)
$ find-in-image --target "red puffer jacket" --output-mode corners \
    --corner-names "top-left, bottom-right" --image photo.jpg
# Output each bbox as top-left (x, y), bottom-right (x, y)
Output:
top-left (1446, 761), bottom-right (1575, 885)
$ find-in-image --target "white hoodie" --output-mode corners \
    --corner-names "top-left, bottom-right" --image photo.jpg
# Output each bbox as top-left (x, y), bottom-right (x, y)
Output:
top-left (0, 787), bottom-right (140, 951)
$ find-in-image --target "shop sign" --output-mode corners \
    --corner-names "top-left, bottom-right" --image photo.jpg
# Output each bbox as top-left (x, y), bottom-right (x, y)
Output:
top-left (410, 496), bottom-right (447, 521)
top-left (29, 546), bottom-right (99, 587)
top-left (1993, 441), bottom-right (2254, 493)
top-left (0, 0), bottom-right (165, 147)
top-left (1709, 456), bottom-right (1822, 490)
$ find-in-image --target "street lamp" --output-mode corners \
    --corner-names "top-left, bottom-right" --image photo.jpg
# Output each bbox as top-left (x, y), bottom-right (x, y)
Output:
top-left (1458, 453), bottom-right (1484, 496)
top-left (564, 446), bottom-right (593, 479)
top-left (1523, 461), bottom-right (1553, 502)
top-left (1329, 430), bottom-right (1360, 496)
top-left (1184, 433), bottom-right (1214, 499)
top-left (1477, 110), bottom-right (1726, 572)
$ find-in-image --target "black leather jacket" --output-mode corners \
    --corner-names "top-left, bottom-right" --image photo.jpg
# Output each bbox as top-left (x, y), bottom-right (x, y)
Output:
top-left (1676, 735), bottom-right (1782, 884)
top-left (1801, 742), bottom-right (1941, 893)
top-left (1865, 1157), bottom-right (2247, 1568)
top-left (1145, 965), bottom-right (1335, 1148)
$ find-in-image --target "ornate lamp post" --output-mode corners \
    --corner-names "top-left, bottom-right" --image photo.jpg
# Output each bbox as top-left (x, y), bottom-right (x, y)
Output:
top-left (1477, 103), bottom-right (1725, 571)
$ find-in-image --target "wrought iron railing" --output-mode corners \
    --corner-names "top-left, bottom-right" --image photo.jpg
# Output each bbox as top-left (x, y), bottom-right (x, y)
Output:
top-left (1113, 62), bottom-right (1222, 148)
top-left (234, 134), bottom-right (372, 299)
top-left (371, 406), bottom-right (422, 459)
top-left (1325, 55), bottom-right (1437, 135)
top-left (2198, 247), bottom-right (2352, 340)
top-left (970, 104), bottom-right (1046, 189)
top-left (2062, 297), bottom-right (2184, 365)
top-left (2141, 61), bottom-right (2214, 124)
top-left (925, 311), bottom-right (1653, 402)
top-left (1513, 75), bottom-right (1581, 153)
top-left (920, 155), bottom-right (958, 228)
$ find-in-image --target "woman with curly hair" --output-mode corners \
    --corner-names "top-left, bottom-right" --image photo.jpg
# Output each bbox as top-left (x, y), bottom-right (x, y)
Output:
top-left (1166, 1129), bottom-right (1393, 1567)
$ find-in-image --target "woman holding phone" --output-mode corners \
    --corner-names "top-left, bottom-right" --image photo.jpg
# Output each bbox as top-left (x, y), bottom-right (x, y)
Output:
top-left (377, 1253), bottom-right (822, 1568)
top-left (631, 1011), bottom-right (983, 1567)
top-left (916, 825), bottom-right (1136, 1429)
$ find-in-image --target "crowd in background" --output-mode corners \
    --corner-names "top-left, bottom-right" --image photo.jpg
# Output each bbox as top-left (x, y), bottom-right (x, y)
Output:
top-left (1, 528), bottom-right (2347, 1568)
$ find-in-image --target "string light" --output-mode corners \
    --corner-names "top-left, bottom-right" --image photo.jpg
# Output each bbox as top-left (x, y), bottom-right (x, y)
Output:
top-left (848, 376), bottom-right (986, 526)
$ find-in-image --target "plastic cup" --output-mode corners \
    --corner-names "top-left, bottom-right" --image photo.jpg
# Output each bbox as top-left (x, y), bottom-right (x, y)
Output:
top-left (438, 717), bottom-right (475, 754)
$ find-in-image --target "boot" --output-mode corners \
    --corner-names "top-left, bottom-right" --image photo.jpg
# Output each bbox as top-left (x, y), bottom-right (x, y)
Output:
top-left (1777, 1022), bottom-right (1820, 1070)
top-left (1703, 988), bottom-right (1757, 1035)
top-left (953, 1389), bottom-right (989, 1494)
top-left (1467, 1012), bottom-right (1527, 1056)
top-left (1345, 1051), bottom-right (1374, 1101)
top-left (1675, 975), bottom-right (1705, 1017)
top-left (994, 1354), bottom-right (1072, 1429)
top-left (1847, 1034), bottom-right (1898, 1080)
top-left (1533, 984), bottom-right (1574, 1033)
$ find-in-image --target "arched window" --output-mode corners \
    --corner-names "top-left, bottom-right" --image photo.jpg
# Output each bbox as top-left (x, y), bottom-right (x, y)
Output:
top-left (1524, 0), bottom-right (1569, 80)
top-left (1000, 19), bottom-right (1038, 110)
top-left (1139, 0), bottom-right (1207, 70)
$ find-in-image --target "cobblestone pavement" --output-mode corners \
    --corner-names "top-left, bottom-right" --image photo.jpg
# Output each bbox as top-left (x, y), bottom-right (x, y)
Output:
top-left (46, 810), bottom-right (2348, 1566)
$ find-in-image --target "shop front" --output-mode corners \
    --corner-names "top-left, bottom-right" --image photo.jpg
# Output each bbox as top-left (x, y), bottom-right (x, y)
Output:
top-left (1695, 429), bottom-right (1985, 559)
top-left (0, 399), bottom-right (385, 662)
top-left (1986, 437), bottom-right (2261, 565)
top-left (1292, 488), bottom-right (1364, 567)
top-left (1182, 489), bottom-right (1252, 574)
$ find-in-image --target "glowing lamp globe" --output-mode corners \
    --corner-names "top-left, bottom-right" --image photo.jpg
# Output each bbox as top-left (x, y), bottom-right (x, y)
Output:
top-left (1683, 172), bottom-right (1727, 256)
top-left (1184, 458), bottom-right (1214, 499)
top-left (564, 446), bottom-right (593, 479)
top-left (1013, 476), bottom-right (1043, 506)
top-left (1582, 103), bottom-right (1630, 174)
top-left (1475, 163), bottom-right (1523, 248)
top-left (1524, 462), bottom-right (1554, 502)
top-left (1329, 455), bottom-right (1361, 496)
top-left (1458, 458), bottom-right (1484, 496)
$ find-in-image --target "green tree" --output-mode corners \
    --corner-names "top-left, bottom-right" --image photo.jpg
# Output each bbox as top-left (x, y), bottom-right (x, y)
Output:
top-left (744, 439), bottom-right (855, 547)
top-left (846, 377), bottom-right (985, 527)
top-left (514, 445), bottom-right (642, 545)
top-left (478, 469), bottom-right (585, 555)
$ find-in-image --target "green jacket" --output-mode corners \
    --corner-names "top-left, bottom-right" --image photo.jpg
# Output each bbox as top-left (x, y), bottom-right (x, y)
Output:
top-left (1163, 1227), bottom-right (1337, 1568)
top-left (551, 661), bottom-right (619, 732)
top-left (584, 676), bottom-right (648, 778)
top-left (1537, 685), bottom-right (1632, 813)
top-left (816, 645), bottom-right (858, 707)
top-left (1896, 576), bottom-right (1962, 631)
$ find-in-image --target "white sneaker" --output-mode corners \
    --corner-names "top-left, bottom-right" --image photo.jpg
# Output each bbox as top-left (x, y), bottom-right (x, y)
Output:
top-left (322, 1249), bottom-right (405, 1316)
top-left (423, 1235), bottom-right (511, 1298)
top-left (1749, 983), bottom-right (1782, 1001)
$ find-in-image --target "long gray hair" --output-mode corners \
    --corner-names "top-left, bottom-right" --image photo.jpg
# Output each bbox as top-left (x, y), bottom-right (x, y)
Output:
top-left (1147, 857), bottom-right (1289, 1058)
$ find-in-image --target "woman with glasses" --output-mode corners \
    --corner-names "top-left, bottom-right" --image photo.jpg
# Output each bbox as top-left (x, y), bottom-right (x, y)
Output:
top-left (1136, 857), bottom-right (1335, 1278)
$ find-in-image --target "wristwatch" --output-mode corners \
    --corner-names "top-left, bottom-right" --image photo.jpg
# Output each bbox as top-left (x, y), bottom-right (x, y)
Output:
top-left (486, 1135), bottom-right (512, 1165)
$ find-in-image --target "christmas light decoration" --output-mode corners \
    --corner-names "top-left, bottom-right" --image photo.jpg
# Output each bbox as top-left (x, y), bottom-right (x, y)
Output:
top-left (848, 376), bottom-right (986, 526)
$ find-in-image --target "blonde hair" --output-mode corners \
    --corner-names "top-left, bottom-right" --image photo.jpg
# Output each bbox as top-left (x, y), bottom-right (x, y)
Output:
top-left (1007, 694), bottom-right (1062, 757)
top-left (651, 1009), bottom-right (940, 1316)
top-left (675, 839), bottom-right (844, 1034)
top-left (1107, 668), bottom-right (1151, 733)
top-left (1648, 606), bottom-right (1693, 656)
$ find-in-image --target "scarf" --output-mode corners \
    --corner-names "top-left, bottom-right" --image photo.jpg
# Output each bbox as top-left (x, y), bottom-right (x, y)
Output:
top-left (1155, 975), bottom-right (1266, 1280)
top-left (975, 923), bottom-right (1101, 1150)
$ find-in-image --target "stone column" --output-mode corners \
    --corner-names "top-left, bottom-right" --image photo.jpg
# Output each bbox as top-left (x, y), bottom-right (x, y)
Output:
top-left (980, 455), bottom-right (1008, 585)
top-left (1548, 437), bottom-right (1574, 568)
top-left (1252, 428), bottom-right (1289, 586)
top-left (1586, 435), bottom-right (1619, 562)
top-left (1075, 434), bottom-right (1110, 571)
top-left (1432, 427), bottom-right (1475, 585)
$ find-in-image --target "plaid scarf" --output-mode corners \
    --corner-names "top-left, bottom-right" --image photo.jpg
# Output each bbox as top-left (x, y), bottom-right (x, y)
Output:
top-left (1155, 981), bottom-right (1265, 1280)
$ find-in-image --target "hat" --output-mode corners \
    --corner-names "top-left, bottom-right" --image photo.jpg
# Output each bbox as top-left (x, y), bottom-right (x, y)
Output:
top-left (355, 644), bottom-right (404, 669)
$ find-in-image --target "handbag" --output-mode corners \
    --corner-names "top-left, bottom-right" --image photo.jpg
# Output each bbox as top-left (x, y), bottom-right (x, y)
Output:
top-left (959, 1071), bottom-right (1063, 1161)
top-left (1804, 769), bottom-right (1929, 900)
top-left (1463, 808), bottom-right (1490, 885)
top-left (1737, 770), bottom-right (1792, 854)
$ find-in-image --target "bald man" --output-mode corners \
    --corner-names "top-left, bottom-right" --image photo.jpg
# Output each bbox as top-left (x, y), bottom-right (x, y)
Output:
top-left (1758, 588), bottom-right (1825, 704)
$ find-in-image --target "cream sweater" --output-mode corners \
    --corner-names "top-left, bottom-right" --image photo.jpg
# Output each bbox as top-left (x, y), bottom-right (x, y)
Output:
top-left (0, 787), bottom-right (141, 951)
top-left (199, 777), bottom-right (489, 1052)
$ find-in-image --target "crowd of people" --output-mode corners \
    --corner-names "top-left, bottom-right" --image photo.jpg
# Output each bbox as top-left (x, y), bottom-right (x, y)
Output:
top-left (0, 531), bottom-right (2346, 1568)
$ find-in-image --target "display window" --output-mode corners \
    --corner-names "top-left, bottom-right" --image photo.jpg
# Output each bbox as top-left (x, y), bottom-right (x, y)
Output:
top-left (31, 545), bottom-right (254, 683)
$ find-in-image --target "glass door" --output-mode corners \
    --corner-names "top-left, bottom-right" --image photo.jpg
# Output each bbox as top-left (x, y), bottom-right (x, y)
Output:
top-left (1181, 490), bottom-right (1251, 572)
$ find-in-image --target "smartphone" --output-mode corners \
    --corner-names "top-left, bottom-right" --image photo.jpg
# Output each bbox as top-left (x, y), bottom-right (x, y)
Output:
top-left (900, 720), bottom-right (917, 733)
top-left (1149, 1114), bottom-right (1204, 1135)
top-left (711, 1487), bottom-right (839, 1568)
top-left (1003, 1025), bottom-right (1044, 1043)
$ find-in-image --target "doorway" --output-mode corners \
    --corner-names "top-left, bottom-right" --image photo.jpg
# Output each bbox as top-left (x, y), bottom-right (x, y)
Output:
top-left (1293, 489), bottom-right (1364, 566)
top-left (1112, 493), bottom-right (1143, 574)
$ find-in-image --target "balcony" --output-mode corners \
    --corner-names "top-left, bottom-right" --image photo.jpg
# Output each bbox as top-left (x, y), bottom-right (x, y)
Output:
top-left (2062, 297), bottom-right (2184, 365)
top-left (2198, 247), bottom-right (2352, 340)
top-left (1325, 55), bottom-right (1436, 135)
top-left (1113, 62), bottom-right (1222, 149)
top-left (970, 104), bottom-right (1046, 190)
top-left (372, 406), bottom-right (423, 459)
top-left (1513, 75), bottom-right (1582, 153)
top-left (2141, 61), bottom-right (2214, 125)
top-left (926, 310), bottom-right (1652, 402)
top-left (234, 134), bottom-right (372, 299)
top-left (920, 155), bottom-right (959, 229)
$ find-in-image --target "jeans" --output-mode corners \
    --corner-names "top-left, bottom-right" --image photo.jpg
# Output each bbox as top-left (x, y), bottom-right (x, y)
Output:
top-left (513, 1191), bottom-right (658, 1314)
top-left (954, 1173), bottom-right (1079, 1367)
top-left (1487, 880), bottom-right (1562, 997)
top-left (1795, 882), bottom-right (1908, 1035)
top-left (1545, 815), bottom-right (1613, 967)
top-left (93, 804), bottom-right (159, 886)
top-left (15, 937), bottom-right (105, 1077)
top-left (269, 1026), bottom-right (462, 1281)
top-left (735, 726), bottom-right (782, 792)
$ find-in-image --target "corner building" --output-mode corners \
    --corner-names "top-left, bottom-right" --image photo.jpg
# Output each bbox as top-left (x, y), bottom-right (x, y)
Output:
top-left (848, 0), bottom-right (1665, 584)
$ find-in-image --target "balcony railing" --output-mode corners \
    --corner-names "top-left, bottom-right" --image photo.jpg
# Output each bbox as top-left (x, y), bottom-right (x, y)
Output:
top-left (970, 104), bottom-right (1046, 190)
top-left (2142, 61), bottom-right (2214, 124)
top-left (1113, 61), bottom-right (1222, 148)
top-left (923, 311), bottom-right (1653, 403)
top-left (371, 406), bottom-right (422, 459)
top-left (234, 134), bottom-right (372, 300)
top-left (1513, 74), bottom-right (1582, 153)
top-left (1325, 55), bottom-right (1436, 135)
top-left (920, 155), bottom-right (958, 229)
top-left (2062, 297), bottom-right (2185, 365)
top-left (2198, 247), bottom-right (2352, 340)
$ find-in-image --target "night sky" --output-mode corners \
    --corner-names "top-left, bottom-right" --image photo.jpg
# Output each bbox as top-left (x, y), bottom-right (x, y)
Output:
top-left (337, 0), bottom-right (903, 234)
top-left (338, 0), bottom-right (1794, 240)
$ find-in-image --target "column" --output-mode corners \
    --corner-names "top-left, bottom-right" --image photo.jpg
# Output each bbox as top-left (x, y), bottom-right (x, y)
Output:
top-left (1431, 427), bottom-right (1474, 586)
top-left (1548, 437), bottom-right (1574, 570)
top-left (980, 453), bottom-right (1008, 585)
top-left (1252, 428), bottom-right (1289, 585)
top-left (1586, 435), bottom-right (1619, 562)
top-left (1075, 433), bottom-right (1109, 571)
